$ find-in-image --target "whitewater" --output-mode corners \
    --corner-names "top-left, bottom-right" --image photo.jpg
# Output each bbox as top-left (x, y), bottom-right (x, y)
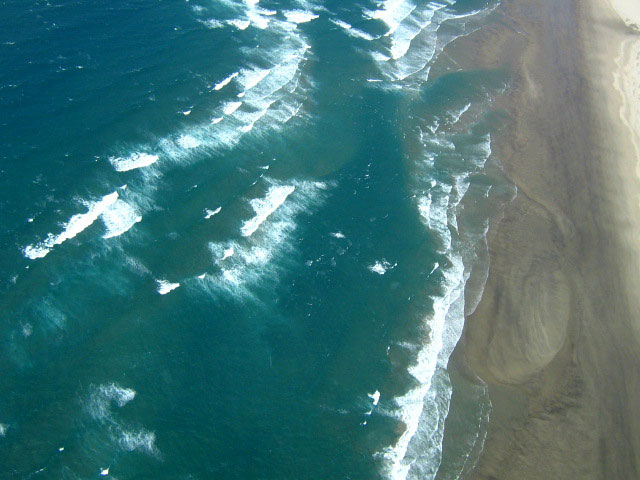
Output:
top-left (0, 0), bottom-right (510, 478)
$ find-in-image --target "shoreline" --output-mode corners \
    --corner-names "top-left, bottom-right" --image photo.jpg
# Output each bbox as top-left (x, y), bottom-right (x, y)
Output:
top-left (455, 0), bottom-right (640, 477)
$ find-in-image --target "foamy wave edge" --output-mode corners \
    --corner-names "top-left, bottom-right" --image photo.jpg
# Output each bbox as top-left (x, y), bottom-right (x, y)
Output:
top-left (377, 109), bottom-right (497, 479)
top-left (23, 191), bottom-right (142, 259)
top-left (203, 179), bottom-right (329, 296)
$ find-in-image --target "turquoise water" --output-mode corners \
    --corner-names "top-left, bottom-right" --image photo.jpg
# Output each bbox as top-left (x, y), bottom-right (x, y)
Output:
top-left (0, 0), bottom-right (512, 478)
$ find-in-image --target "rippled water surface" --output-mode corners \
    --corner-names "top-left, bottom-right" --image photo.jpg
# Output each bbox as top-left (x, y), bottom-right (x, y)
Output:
top-left (0, 0), bottom-right (511, 478)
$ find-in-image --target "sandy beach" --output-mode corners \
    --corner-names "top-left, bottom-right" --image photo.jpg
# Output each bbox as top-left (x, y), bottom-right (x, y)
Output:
top-left (455, 0), bottom-right (640, 477)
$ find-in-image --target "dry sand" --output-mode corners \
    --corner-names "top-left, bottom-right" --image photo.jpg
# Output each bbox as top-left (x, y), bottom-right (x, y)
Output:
top-left (455, 0), bottom-right (640, 477)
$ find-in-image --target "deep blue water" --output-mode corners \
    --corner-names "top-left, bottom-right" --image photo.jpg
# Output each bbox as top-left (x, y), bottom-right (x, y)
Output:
top-left (0, 0), bottom-right (512, 478)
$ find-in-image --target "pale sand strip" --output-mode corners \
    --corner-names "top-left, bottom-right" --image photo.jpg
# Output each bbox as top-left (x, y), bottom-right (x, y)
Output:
top-left (608, 0), bottom-right (640, 29)
top-left (590, 0), bottom-right (640, 342)
top-left (447, 0), bottom-right (640, 477)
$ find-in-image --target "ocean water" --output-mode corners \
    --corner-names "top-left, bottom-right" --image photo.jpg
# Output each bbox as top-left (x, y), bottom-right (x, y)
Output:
top-left (0, 0), bottom-right (513, 478)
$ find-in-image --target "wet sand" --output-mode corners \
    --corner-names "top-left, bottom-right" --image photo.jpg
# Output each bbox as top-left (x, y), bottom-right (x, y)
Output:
top-left (455, 0), bottom-right (640, 477)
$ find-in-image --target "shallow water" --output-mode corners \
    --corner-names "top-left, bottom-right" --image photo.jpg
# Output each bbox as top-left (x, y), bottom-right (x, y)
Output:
top-left (0, 0), bottom-right (511, 478)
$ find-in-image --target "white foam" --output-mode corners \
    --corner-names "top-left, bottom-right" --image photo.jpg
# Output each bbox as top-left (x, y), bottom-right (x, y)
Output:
top-left (85, 384), bottom-right (161, 459)
top-left (177, 134), bottom-right (201, 149)
top-left (196, 32), bottom-right (310, 148)
top-left (222, 268), bottom-right (242, 285)
top-left (109, 153), bottom-right (158, 172)
top-left (369, 259), bottom-right (395, 275)
top-left (223, 101), bottom-right (243, 115)
top-left (214, 71), bottom-right (239, 91)
top-left (157, 280), bottom-right (180, 295)
top-left (450, 103), bottom-right (472, 124)
top-left (385, 3), bottom-right (435, 64)
top-left (283, 10), bottom-right (319, 24)
top-left (368, 390), bottom-right (381, 406)
top-left (245, 1), bottom-right (272, 29)
top-left (330, 18), bottom-right (377, 40)
top-left (239, 106), bottom-right (270, 132)
top-left (367, 0), bottom-right (416, 35)
top-left (204, 181), bottom-right (328, 293)
top-left (21, 322), bottom-right (33, 337)
top-left (330, 18), bottom-right (352, 29)
top-left (125, 255), bottom-right (152, 276)
top-left (241, 185), bottom-right (296, 237)
top-left (424, 120), bottom-right (440, 135)
top-left (88, 383), bottom-right (136, 421)
top-left (116, 3), bottom-right (313, 171)
top-left (0, 423), bottom-right (7, 437)
top-left (417, 194), bottom-right (432, 228)
top-left (418, 183), bottom-right (452, 253)
top-left (240, 245), bottom-right (271, 264)
top-left (101, 199), bottom-right (142, 239)
top-left (211, 237), bottom-right (275, 291)
top-left (330, 231), bottom-right (346, 239)
top-left (248, 14), bottom-right (270, 29)
top-left (210, 0), bottom-right (270, 31)
top-left (210, 242), bottom-right (234, 260)
top-left (117, 428), bottom-right (158, 456)
top-left (107, 384), bottom-right (135, 406)
top-left (381, 255), bottom-right (465, 480)
top-left (201, 18), bottom-right (225, 28)
top-left (228, 18), bottom-right (250, 30)
top-left (372, 2), bottom-right (493, 84)
top-left (472, 133), bottom-right (492, 166)
top-left (23, 243), bottom-right (50, 259)
top-left (371, 2), bottom-right (430, 75)
top-left (387, 11), bottom-right (422, 61)
top-left (215, 37), bottom-right (309, 133)
top-left (425, 264), bottom-right (438, 279)
top-left (350, 27), bottom-right (377, 41)
top-left (204, 206), bottom-right (222, 219)
top-left (372, 51), bottom-right (391, 63)
top-left (382, 121), bottom-right (495, 476)
top-left (23, 192), bottom-right (119, 259)
top-left (222, 247), bottom-right (235, 260)
top-left (239, 67), bottom-right (271, 91)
